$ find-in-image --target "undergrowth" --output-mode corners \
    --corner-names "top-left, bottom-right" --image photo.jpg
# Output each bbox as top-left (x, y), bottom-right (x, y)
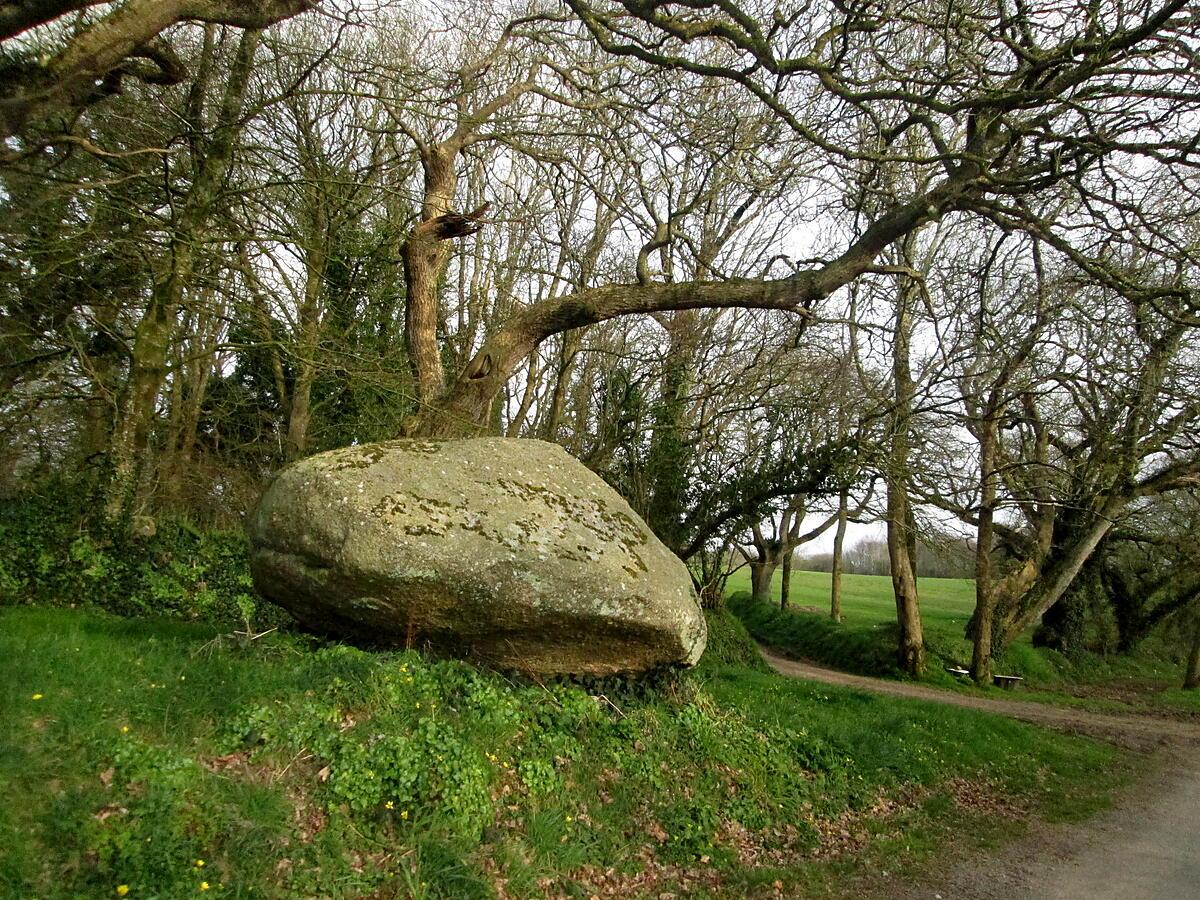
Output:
top-left (697, 608), bottom-right (770, 673)
top-left (729, 593), bottom-right (901, 677)
top-left (2, 606), bottom-right (1129, 898)
top-left (0, 478), bottom-right (287, 630)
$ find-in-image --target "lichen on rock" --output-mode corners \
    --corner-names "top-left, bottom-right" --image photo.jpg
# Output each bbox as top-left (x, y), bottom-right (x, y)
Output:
top-left (248, 438), bottom-right (706, 675)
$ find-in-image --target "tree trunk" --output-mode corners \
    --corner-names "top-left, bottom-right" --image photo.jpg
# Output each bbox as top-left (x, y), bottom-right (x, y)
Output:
top-left (176, 358), bottom-right (208, 469)
top-left (401, 229), bottom-right (451, 407)
top-left (1184, 618), bottom-right (1200, 690)
top-left (285, 362), bottom-right (315, 462)
top-left (1034, 567), bottom-right (1097, 652)
top-left (106, 262), bottom-right (184, 519)
top-left (780, 550), bottom-right (793, 611)
top-left (103, 29), bottom-right (259, 520)
top-left (645, 311), bottom-right (697, 551)
top-left (161, 329), bottom-right (215, 501)
top-left (996, 506), bottom-right (1122, 649)
top-left (750, 560), bottom-right (777, 604)
top-left (541, 331), bottom-right (580, 441)
top-left (401, 144), bottom-right (460, 408)
top-left (162, 278), bottom-right (223, 492)
top-left (830, 488), bottom-right (848, 622)
top-left (886, 262), bottom-right (925, 677)
top-left (1109, 562), bottom-right (1151, 654)
top-left (283, 224), bottom-right (327, 462)
top-left (79, 312), bottom-right (123, 461)
top-left (506, 352), bottom-right (540, 436)
top-left (971, 416), bottom-right (999, 683)
top-left (888, 497), bottom-right (925, 676)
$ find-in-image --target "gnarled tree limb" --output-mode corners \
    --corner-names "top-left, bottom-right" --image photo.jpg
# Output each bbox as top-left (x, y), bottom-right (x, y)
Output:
top-left (0, 0), bottom-right (318, 140)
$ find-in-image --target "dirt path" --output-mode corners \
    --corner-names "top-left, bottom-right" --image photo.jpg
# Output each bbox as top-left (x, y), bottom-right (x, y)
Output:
top-left (759, 648), bottom-right (1199, 750)
top-left (759, 647), bottom-right (1200, 899)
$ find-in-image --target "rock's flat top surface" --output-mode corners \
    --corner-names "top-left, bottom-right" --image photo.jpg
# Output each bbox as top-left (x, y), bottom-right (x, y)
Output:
top-left (249, 438), bottom-right (706, 674)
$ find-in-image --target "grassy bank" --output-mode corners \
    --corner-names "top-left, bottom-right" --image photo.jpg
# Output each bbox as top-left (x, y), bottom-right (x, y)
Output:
top-left (729, 569), bottom-right (1198, 715)
top-left (1, 606), bottom-right (1131, 898)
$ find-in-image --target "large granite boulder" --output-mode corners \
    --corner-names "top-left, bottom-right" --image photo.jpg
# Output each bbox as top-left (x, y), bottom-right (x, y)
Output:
top-left (248, 438), bottom-right (706, 675)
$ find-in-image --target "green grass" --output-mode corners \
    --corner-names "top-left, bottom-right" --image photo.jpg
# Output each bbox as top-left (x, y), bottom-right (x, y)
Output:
top-left (726, 569), bottom-right (976, 680)
top-left (697, 608), bottom-right (771, 673)
top-left (726, 569), bottom-right (976, 634)
top-left (730, 569), bottom-right (1196, 712)
top-left (1156, 687), bottom-right (1200, 714)
top-left (1, 606), bottom-right (1134, 898)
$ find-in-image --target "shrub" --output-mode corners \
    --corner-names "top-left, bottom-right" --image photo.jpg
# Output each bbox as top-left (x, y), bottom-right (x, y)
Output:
top-left (0, 477), bottom-right (288, 630)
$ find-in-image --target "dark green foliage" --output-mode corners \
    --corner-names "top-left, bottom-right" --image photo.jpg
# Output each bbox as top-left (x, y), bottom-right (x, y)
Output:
top-left (1033, 555), bottom-right (1121, 654)
top-left (0, 478), bottom-right (287, 629)
top-left (592, 356), bottom-right (861, 562)
top-left (206, 215), bottom-right (414, 471)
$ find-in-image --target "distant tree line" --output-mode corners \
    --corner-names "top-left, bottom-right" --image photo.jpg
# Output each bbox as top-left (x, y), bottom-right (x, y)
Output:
top-left (796, 536), bottom-right (976, 581)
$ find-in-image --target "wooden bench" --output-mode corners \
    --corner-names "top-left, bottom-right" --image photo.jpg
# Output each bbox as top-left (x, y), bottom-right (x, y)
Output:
top-left (945, 667), bottom-right (1024, 691)
top-left (992, 674), bottom-right (1024, 690)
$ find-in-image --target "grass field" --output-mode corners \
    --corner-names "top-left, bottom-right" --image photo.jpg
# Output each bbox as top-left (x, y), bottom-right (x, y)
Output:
top-left (727, 568), bottom-right (1199, 712)
top-left (1, 605), bottom-right (1131, 898)
top-left (725, 569), bottom-right (976, 632)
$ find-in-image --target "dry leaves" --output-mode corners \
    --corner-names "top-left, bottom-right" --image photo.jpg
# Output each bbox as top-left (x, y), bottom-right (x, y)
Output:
top-left (944, 776), bottom-right (1026, 819)
top-left (93, 804), bottom-right (127, 822)
top-left (205, 750), bottom-right (251, 773)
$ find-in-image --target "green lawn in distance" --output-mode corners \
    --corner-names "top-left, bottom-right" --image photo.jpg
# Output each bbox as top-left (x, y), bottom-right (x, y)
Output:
top-left (724, 568), bottom-right (976, 632)
top-left (727, 569), bottom-right (1195, 705)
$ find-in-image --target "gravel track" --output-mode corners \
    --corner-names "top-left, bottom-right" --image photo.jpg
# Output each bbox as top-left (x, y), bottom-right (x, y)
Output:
top-left (759, 647), bottom-right (1200, 899)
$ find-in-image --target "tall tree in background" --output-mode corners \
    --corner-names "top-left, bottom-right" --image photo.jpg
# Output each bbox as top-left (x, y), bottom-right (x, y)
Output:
top-left (882, 234), bottom-right (930, 675)
top-left (106, 27), bottom-right (260, 518)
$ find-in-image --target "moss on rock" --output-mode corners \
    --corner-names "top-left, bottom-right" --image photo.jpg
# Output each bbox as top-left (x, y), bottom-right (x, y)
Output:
top-left (248, 438), bottom-right (706, 675)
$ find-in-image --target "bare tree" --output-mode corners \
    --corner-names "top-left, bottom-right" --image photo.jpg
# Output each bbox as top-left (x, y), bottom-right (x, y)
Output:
top-left (105, 27), bottom-right (261, 517)
top-left (0, 0), bottom-right (317, 140)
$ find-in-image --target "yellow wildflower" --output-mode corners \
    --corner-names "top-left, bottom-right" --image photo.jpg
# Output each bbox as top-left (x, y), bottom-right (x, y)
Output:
top-left (199, 882), bottom-right (210, 892)
top-left (116, 886), bottom-right (130, 897)
top-left (400, 810), bottom-right (409, 821)
top-left (194, 859), bottom-right (205, 868)
top-left (31, 693), bottom-right (43, 701)
top-left (120, 725), bottom-right (130, 734)
top-left (385, 801), bottom-right (394, 810)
